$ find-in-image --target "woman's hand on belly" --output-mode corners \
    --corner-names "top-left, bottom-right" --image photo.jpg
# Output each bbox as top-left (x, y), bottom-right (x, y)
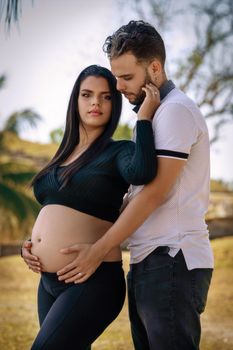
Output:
top-left (21, 240), bottom-right (43, 273)
top-left (57, 243), bottom-right (104, 283)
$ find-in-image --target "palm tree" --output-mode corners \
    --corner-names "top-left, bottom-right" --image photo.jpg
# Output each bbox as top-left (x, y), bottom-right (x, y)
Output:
top-left (0, 75), bottom-right (42, 242)
top-left (0, 145), bottom-right (41, 242)
top-left (0, 163), bottom-right (40, 240)
top-left (0, 0), bottom-right (23, 28)
top-left (2, 109), bottom-right (42, 135)
top-left (0, 75), bottom-right (6, 88)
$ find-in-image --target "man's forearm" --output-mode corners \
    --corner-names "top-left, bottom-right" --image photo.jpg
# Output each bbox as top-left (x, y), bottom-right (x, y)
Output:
top-left (93, 186), bottom-right (165, 258)
top-left (93, 157), bottom-right (186, 259)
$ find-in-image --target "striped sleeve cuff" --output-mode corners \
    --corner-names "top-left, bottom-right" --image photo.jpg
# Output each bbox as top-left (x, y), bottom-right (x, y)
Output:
top-left (156, 149), bottom-right (189, 160)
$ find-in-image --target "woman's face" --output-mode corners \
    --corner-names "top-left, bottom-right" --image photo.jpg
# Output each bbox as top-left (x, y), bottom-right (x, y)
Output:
top-left (78, 76), bottom-right (112, 131)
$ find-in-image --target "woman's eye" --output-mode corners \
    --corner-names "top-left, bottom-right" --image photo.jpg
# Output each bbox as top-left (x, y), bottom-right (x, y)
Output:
top-left (81, 93), bottom-right (89, 97)
top-left (104, 95), bottom-right (111, 100)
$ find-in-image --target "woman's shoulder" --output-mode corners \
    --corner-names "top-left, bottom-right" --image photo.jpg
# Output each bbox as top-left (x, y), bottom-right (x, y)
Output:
top-left (108, 139), bottom-right (134, 148)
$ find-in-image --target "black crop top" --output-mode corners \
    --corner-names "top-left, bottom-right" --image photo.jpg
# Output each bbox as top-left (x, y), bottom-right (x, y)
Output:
top-left (33, 120), bottom-right (157, 222)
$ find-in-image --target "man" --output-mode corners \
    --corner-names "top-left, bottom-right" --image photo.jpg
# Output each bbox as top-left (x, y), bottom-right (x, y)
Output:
top-left (23, 21), bottom-right (213, 350)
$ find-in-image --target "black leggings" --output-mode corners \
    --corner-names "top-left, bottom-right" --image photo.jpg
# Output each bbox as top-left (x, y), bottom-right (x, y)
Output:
top-left (31, 261), bottom-right (126, 350)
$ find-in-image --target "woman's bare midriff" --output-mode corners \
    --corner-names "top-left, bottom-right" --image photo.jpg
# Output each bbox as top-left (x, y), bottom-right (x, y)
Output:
top-left (31, 205), bottom-right (121, 272)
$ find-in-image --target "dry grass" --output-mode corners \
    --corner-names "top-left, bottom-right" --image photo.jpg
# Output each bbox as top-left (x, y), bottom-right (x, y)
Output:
top-left (0, 237), bottom-right (232, 350)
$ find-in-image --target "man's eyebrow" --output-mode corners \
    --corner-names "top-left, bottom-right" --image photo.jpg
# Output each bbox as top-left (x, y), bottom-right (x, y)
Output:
top-left (116, 74), bottom-right (133, 78)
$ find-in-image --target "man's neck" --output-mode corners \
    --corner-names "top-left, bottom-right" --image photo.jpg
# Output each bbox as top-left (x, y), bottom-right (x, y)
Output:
top-left (156, 72), bottom-right (167, 89)
top-left (133, 79), bottom-right (175, 113)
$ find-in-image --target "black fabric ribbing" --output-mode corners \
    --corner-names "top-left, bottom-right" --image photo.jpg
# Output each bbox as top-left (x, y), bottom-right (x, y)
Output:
top-left (33, 120), bottom-right (157, 222)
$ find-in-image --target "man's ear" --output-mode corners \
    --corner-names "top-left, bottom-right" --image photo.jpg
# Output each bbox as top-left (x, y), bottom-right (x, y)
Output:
top-left (148, 59), bottom-right (162, 82)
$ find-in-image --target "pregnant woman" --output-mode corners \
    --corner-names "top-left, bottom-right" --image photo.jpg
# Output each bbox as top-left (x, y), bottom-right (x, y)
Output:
top-left (22, 64), bottom-right (160, 349)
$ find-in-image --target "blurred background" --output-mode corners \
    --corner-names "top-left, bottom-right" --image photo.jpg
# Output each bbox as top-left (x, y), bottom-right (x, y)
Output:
top-left (0, 1), bottom-right (232, 349)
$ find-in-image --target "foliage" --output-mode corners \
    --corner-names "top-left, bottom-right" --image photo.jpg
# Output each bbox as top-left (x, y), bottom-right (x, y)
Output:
top-left (210, 179), bottom-right (232, 192)
top-left (0, 0), bottom-right (21, 27)
top-left (49, 127), bottom-right (64, 144)
top-left (2, 109), bottom-right (42, 135)
top-left (0, 74), bottom-right (6, 88)
top-left (0, 157), bottom-right (40, 242)
top-left (0, 132), bottom-right (58, 242)
top-left (113, 123), bottom-right (132, 140)
top-left (49, 123), bottom-right (133, 144)
top-left (0, 131), bottom-right (58, 159)
top-left (0, 72), bottom-right (48, 238)
top-left (0, 0), bottom-right (34, 29)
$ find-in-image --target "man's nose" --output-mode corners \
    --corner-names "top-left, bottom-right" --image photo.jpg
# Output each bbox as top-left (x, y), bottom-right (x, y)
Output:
top-left (116, 79), bottom-right (126, 92)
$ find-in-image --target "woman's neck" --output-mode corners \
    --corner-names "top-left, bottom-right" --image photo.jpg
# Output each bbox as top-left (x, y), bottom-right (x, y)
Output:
top-left (78, 126), bottom-right (104, 147)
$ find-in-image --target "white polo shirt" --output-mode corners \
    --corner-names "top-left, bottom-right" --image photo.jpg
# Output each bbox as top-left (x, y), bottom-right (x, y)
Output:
top-left (127, 84), bottom-right (214, 270)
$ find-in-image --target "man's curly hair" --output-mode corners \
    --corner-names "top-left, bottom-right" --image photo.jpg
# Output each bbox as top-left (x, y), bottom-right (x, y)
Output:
top-left (103, 20), bottom-right (166, 66)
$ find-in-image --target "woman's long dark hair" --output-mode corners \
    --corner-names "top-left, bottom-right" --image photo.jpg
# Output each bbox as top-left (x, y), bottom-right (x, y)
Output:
top-left (31, 65), bottom-right (122, 187)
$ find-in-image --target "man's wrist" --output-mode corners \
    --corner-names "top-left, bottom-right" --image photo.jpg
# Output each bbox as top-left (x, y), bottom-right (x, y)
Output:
top-left (93, 237), bottom-right (110, 260)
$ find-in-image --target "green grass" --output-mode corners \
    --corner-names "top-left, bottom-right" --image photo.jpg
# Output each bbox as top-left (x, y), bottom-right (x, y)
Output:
top-left (0, 237), bottom-right (233, 350)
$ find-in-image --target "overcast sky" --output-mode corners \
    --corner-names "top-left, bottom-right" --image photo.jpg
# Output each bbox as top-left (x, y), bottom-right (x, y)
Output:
top-left (0, 0), bottom-right (232, 182)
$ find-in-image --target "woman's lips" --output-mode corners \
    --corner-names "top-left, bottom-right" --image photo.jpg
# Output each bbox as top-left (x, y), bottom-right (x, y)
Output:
top-left (89, 111), bottom-right (102, 116)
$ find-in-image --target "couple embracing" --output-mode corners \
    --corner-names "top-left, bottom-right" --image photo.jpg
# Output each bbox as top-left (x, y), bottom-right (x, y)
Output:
top-left (22, 20), bottom-right (213, 350)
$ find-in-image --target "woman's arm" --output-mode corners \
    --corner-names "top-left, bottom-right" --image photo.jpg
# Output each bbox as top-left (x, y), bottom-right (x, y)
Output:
top-left (116, 84), bottom-right (160, 185)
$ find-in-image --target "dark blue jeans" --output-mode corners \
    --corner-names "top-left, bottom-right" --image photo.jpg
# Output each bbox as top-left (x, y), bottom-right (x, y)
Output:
top-left (127, 248), bottom-right (213, 350)
top-left (31, 261), bottom-right (126, 350)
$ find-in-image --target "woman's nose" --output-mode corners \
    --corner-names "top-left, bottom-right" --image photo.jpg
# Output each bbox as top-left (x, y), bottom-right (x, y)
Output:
top-left (91, 96), bottom-right (100, 105)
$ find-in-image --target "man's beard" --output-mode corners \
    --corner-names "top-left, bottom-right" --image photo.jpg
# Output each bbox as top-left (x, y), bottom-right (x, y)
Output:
top-left (130, 70), bottom-right (153, 106)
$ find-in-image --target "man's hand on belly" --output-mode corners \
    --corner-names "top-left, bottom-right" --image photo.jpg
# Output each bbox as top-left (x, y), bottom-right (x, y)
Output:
top-left (57, 243), bottom-right (103, 283)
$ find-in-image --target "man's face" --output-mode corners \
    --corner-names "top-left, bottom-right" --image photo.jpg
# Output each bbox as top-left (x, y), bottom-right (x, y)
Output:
top-left (110, 53), bottom-right (153, 105)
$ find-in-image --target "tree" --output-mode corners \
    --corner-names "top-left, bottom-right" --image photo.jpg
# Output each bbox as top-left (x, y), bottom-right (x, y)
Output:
top-left (49, 127), bottom-right (64, 144)
top-left (210, 179), bottom-right (232, 192)
top-left (0, 74), bottom-right (6, 89)
top-left (0, 162), bottom-right (40, 241)
top-left (113, 123), bottom-right (132, 140)
top-left (2, 109), bottom-right (42, 135)
top-left (118, 0), bottom-right (233, 144)
top-left (0, 151), bottom-right (40, 242)
top-left (0, 0), bottom-right (32, 28)
top-left (0, 76), bottom-right (41, 240)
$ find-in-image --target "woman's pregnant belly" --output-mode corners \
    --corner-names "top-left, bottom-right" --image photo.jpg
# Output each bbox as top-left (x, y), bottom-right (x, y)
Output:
top-left (31, 205), bottom-right (120, 272)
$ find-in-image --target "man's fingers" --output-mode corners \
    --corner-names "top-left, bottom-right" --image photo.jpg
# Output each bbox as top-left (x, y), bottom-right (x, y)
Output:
top-left (74, 274), bottom-right (89, 284)
top-left (58, 268), bottom-right (78, 281)
top-left (57, 262), bottom-right (77, 277)
top-left (64, 273), bottom-right (81, 283)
